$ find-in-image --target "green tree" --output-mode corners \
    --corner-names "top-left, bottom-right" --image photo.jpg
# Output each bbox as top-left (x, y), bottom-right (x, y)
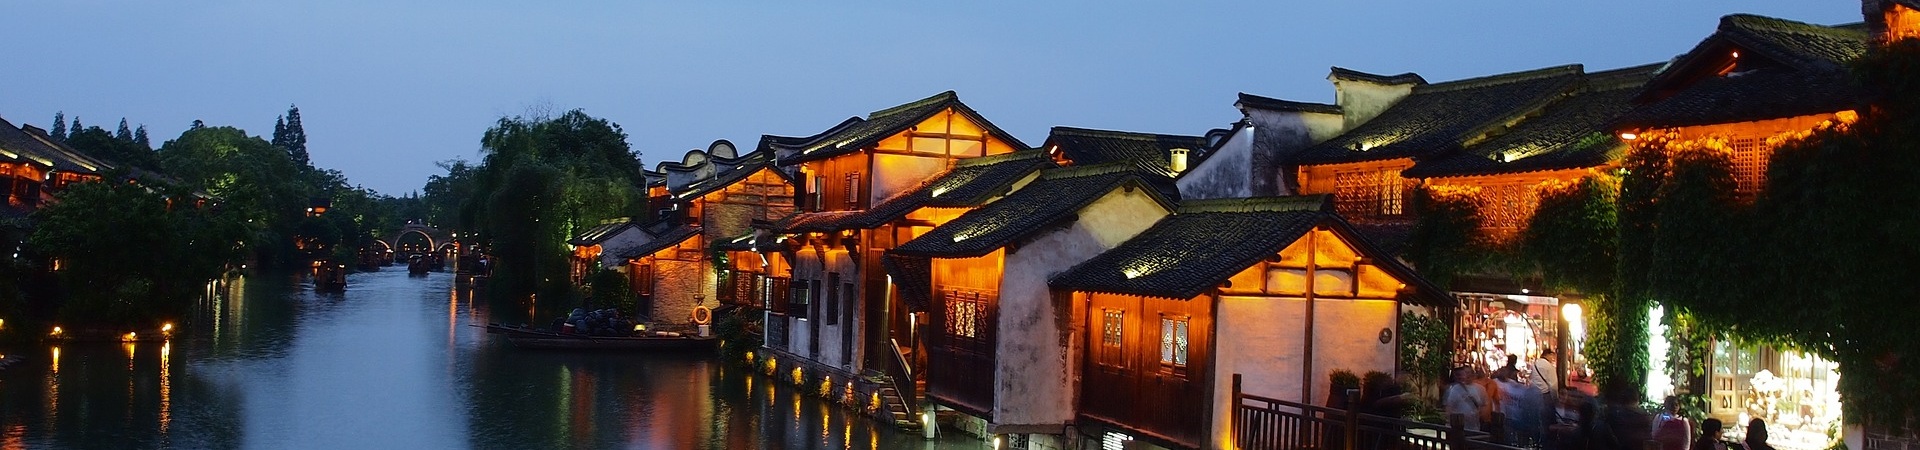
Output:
top-left (50, 111), bottom-right (66, 142)
top-left (115, 118), bottom-right (132, 141)
top-left (158, 126), bottom-right (310, 267)
top-left (272, 105), bottom-right (310, 168)
top-left (28, 181), bottom-right (241, 326)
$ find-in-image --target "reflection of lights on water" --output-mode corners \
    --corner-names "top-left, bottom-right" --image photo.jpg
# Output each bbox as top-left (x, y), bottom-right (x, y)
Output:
top-left (160, 341), bottom-right (172, 434)
top-left (50, 346), bottom-right (59, 373)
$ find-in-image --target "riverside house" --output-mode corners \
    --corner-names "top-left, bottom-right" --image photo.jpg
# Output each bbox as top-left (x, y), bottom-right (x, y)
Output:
top-left (1050, 195), bottom-right (1450, 450)
top-left (888, 163), bottom-right (1176, 449)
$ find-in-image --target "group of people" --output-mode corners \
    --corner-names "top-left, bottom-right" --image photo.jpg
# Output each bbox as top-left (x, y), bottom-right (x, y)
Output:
top-left (1442, 350), bottom-right (1780, 450)
top-left (1444, 350), bottom-right (1559, 446)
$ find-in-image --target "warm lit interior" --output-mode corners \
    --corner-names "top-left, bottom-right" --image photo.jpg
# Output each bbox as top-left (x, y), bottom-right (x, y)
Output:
top-left (1888, 3), bottom-right (1920, 43)
top-left (1297, 158), bottom-right (1416, 221)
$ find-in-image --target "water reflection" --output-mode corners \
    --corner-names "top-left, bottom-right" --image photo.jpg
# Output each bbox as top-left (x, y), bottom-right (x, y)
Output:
top-left (0, 270), bottom-right (976, 449)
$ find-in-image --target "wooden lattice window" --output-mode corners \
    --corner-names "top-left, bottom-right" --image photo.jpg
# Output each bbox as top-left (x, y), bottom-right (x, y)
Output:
top-left (844, 172), bottom-right (861, 206)
top-left (1159, 315), bottom-right (1189, 372)
top-left (1334, 169), bottom-right (1408, 219)
top-left (942, 288), bottom-right (993, 354)
top-left (1098, 308), bottom-right (1125, 368)
top-left (790, 281), bottom-right (810, 319)
top-left (1729, 137), bottom-right (1768, 195)
top-left (1477, 184), bottom-right (1541, 239)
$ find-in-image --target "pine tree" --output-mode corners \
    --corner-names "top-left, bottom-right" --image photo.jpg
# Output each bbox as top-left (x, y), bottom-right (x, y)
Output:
top-left (115, 118), bottom-right (133, 142)
top-left (133, 125), bottom-right (150, 150)
top-left (272, 116), bottom-right (288, 151)
top-left (190, 119), bottom-right (204, 130)
top-left (282, 105), bottom-right (309, 167)
top-left (51, 112), bottom-right (67, 142)
top-left (70, 116), bottom-right (83, 134)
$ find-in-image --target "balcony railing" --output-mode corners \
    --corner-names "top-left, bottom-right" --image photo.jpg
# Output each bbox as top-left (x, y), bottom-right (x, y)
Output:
top-left (1231, 374), bottom-right (1525, 450)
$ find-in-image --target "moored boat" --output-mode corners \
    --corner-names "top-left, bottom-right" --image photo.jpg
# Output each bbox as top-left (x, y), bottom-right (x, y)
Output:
top-left (485, 323), bottom-right (718, 351)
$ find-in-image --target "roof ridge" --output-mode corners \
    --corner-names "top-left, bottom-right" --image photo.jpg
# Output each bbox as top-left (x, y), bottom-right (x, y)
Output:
top-left (1586, 62), bottom-right (1665, 90)
top-left (952, 148), bottom-right (1049, 167)
top-left (1177, 195), bottom-right (1332, 214)
top-left (1050, 125), bottom-right (1203, 141)
top-left (1722, 13), bottom-right (1866, 37)
top-left (1236, 93), bottom-right (1343, 114)
top-left (1037, 162), bottom-right (1137, 179)
top-left (869, 90), bottom-right (958, 118)
top-left (1329, 66), bottom-right (1427, 85)
top-left (1418, 64), bottom-right (1585, 94)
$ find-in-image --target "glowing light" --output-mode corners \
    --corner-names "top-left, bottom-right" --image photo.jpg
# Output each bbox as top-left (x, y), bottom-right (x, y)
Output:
top-left (162, 323), bottom-right (173, 333)
top-left (1562, 303), bottom-right (1583, 322)
top-left (50, 326), bottom-right (62, 336)
top-left (1619, 132), bottom-right (1639, 141)
top-left (124, 332), bottom-right (138, 342)
top-left (1731, 50), bottom-right (1740, 58)
top-left (930, 186), bottom-right (950, 198)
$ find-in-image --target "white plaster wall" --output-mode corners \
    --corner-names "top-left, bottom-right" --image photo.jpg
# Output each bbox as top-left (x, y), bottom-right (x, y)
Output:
top-left (1176, 126), bottom-right (1253, 200)
top-left (1302, 111), bottom-right (1346, 144)
top-left (1332, 80), bottom-right (1417, 130)
top-left (1311, 299), bottom-right (1399, 399)
top-left (871, 153), bottom-right (949, 205)
top-left (993, 186), bottom-right (1169, 428)
top-left (788, 247), bottom-right (863, 371)
top-left (1211, 296), bottom-right (1308, 450)
top-left (1250, 110), bottom-right (1343, 196)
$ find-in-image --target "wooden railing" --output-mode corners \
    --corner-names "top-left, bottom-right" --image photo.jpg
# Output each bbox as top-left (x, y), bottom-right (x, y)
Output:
top-left (1232, 374), bottom-right (1525, 450)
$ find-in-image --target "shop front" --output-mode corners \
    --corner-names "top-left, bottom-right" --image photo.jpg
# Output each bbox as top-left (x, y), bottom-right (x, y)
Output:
top-left (1454, 292), bottom-right (1573, 387)
top-left (1706, 341), bottom-right (1843, 450)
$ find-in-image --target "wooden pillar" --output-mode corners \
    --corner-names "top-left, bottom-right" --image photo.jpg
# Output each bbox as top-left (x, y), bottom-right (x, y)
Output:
top-left (1302, 227), bottom-right (1319, 404)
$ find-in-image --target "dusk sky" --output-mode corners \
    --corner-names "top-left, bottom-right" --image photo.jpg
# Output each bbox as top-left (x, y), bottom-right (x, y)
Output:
top-left (3, 1), bottom-right (1861, 196)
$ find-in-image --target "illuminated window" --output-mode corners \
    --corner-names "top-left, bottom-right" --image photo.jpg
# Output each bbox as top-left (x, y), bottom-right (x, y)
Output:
top-left (1334, 168), bottom-right (1408, 219)
top-left (1729, 137), bottom-right (1768, 195)
top-left (941, 288), bottom-right (993, 354)
top-left (1098, 309), bottom-right (1125, 368)
top-left (1160, 315), bottom-right (1189, 370)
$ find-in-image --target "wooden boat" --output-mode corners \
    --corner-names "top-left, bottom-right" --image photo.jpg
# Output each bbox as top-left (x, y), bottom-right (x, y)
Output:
top-left (486, 323), bottom-right (718, 351)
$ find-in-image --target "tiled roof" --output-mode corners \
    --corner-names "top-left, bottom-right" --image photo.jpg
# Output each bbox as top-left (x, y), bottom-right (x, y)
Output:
top-left (764, 91), bottom-right (1031, 165)
top-left (777, 149), bottom-right (1052, 233)
top-left (1050, 196), bottom-right (1448, 306)
top-left (1235, 93), bottom-right (1342, 115)
top-left (0, 116), bottom-right (112, 175)
top-left (1046, 126), bottom-right (1210, 179)
top-left (1716, 14), bottom-right (1867, 71)
top-left (1404, 64), bottom-right (1659, 178)
top-left (643, 169), bottom-right (666, 188)
top-left (611, 224), bottom-right (701, 260)
top-left (568, 219), bottom-right (640, 246)
top-left (891, 164), bottom-right (1170, 257)
top-left (712, 230), bottom-right (785, 253)
top-left (1621, 15), bottom-right (1868, 129)
top-left (1297, 65), bottom-right (1586, 165)
top-left (1330, 67), bottom-right (1428, 85)
top-left (669, 151), bottom-right (788, 202)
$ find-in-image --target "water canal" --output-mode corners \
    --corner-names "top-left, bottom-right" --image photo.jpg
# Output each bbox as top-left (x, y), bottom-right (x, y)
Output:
top-left (0, 270), bottom-right (980, 449)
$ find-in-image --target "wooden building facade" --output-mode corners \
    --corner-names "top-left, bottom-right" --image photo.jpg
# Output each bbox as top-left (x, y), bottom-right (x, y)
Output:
top-left (1051, 196), bottom-right (1450, 450)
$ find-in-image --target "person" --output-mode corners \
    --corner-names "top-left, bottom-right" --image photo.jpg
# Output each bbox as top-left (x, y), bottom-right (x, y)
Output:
top-left (1745, 419), bottom-right (1775, 450)
top-left (1445, 367), bottom-right (1489, 432)
top-left (1496, 371), bottom-right (1539, 446)
top-left (1494, 354), bottom-right (1521, 381)
top-left (1546, 388), bottom-right (1590, 450)
top-left (1652, 396), bottom-right (1692, 450)
top-left (1530, 349), bottom-right (1560, 394)
top-left (1693, 418), bottom-right (1729, 450)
